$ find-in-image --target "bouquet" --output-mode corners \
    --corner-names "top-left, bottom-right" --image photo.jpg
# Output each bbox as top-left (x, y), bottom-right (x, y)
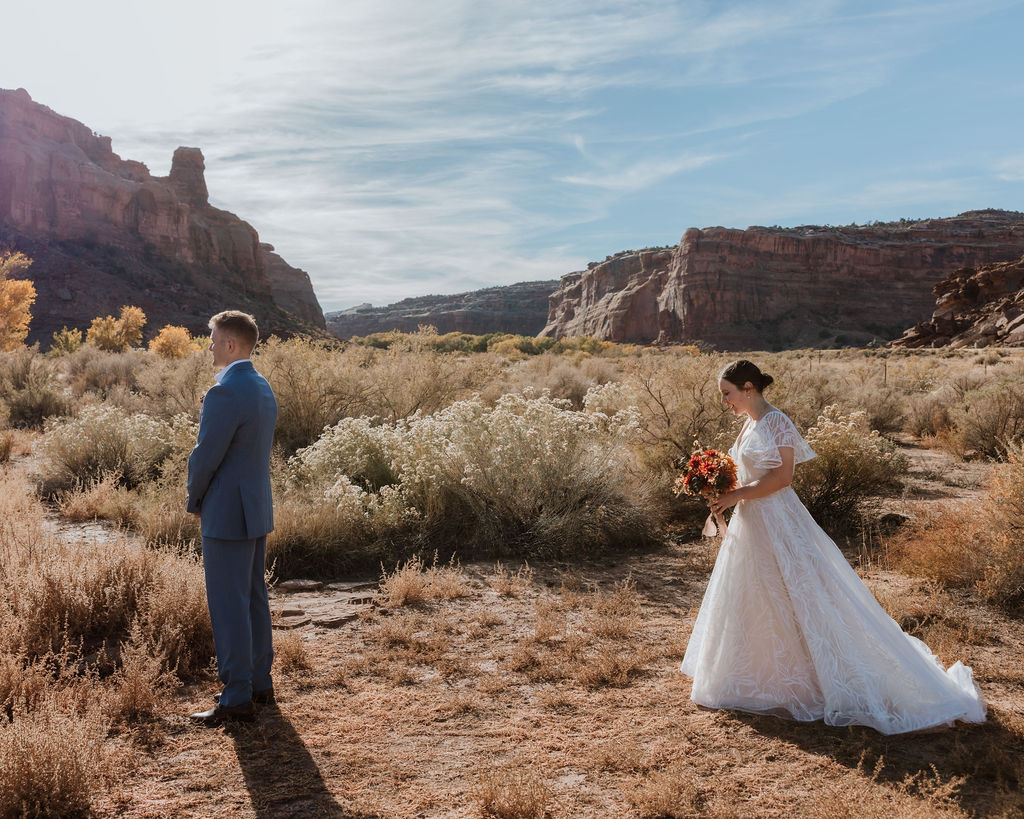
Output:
top-left (673, 447), bottom-right (738, 536)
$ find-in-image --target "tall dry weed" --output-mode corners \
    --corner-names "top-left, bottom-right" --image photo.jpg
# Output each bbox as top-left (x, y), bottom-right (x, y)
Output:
top-left (891, 444), bottom-right (1024, 608)
top-left (0, 698), bottom-right (109, 818)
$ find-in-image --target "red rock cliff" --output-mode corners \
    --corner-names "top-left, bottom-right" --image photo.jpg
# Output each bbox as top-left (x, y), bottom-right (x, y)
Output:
top-left (894, 254), bottom-right (1024, 347)
top-left (540, 211), bottom-right (1024, 349)
top-left (0, 88), bottom-right (325, 342)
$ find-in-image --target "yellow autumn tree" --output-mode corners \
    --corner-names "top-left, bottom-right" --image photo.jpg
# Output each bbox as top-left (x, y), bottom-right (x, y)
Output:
top-left (0, 250), bottom-right (37, 351)
top-left (149, 324), bottom-right (200, 358)
top-left (86, 305), bottom-right (147, 351)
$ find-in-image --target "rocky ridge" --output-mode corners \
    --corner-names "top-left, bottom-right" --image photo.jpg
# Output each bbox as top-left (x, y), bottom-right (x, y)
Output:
top-left (0, 88), bottom-right (325, 343)
top-left (541, 211), bottom-right (1024, 349)
top-left (894, 254), bottom-right (1024, 347)
top-left (327, 280), bottom-right (558, 338)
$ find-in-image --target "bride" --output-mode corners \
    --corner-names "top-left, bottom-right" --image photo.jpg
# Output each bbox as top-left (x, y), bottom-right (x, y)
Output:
top-left (680, 360), bottom-right (986, 734)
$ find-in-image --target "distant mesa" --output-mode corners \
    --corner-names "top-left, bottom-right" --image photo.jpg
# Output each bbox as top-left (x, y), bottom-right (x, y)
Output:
top-left (895, 254), bottom-right (1024, 348)
top-left (326, 280), bottom-right (558, 338)
top-left (0, 87), bottom-right (325, 344)
top-left (540, 210), bottom-right (1024, 350)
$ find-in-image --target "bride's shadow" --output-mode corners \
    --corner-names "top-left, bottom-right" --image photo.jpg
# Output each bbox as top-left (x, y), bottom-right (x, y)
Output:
top-left (732, 711), bottom-right (1023, 813)
top-left (226, 704), bottom-right (359, 818)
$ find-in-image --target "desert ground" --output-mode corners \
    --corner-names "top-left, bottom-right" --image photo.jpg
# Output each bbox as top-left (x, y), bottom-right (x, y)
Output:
top-left (3, 341), bottom-right (1024, 818)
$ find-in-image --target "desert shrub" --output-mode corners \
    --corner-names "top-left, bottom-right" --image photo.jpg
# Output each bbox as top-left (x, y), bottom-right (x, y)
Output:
top-left (792, 405), bottom-right (907, 531)
top-left (379, 554), bottom-right (470, 606)
top-left (36, 404), bottom-right (195, 494)
top-left (49, 325), bottom-right (83, 355)
top-left (0, 346), bottom-right (72, 428)
top-left (254, 337), bottom-right (372, 453)
top-left (624, 353), bottom-right (734, 471)
top-left (948, 379), bottom-right (1024, 457)
top-left (0, 699), bottom-right (108, 818)
top-left (904, 386), bottom-right (955, 438)
top-left (55, 472), bottom-right (138, 526)
top-left (280, 390), bottom-right (659, 572)
top-left (149, 324), bottom-right (199, 359)
top-left (357, 336), bottom-right (490, 423)
top-left (60, 345), bottom-right (146, 397)
top-left (134, 350), bottom-right (210, 420)
top-left (474, 767), bottom-right (551, 818)
top-left (0, 473), bottom-right (213, 674)
top-left (893, 445), bottom-right (1024, 609)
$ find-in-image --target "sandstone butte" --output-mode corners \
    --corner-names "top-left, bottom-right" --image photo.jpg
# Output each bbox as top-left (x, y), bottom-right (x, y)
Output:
top-left (895, 254), bottom-right (1024, 348)
top-left (540, 211), bottom-right (1024, 350)
top-left (0, 88), bottom-right (325, 344)
top-left (326, 280), bottom-right (559, 338)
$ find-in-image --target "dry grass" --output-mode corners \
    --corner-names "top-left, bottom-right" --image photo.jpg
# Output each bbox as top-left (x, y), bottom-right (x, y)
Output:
top-left (626, 763), bottom-right (709, 818)
top-left (889, 447), bottom-right (1024, 609)
top-left (474, 766), bottom-right (552, 818)
top-left (0, 698), bottom-right (110, 818)
top-left (55, 471), bottom-right (138, 526)
top-left (379, 554), bottom-right (471, 607)
top-left (0, 466), bottom-right (214, 814)
top-left (487, 561), bottom-right (534, 596)
top-left (274, 630), bottom-right (312, 674)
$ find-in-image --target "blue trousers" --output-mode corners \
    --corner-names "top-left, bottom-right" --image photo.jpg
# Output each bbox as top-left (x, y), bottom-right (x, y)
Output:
top-left (202, 535), bottom-right (274, 707)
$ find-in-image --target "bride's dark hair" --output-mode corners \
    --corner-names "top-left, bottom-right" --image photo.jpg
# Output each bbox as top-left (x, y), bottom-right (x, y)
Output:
top-left (720, 359), bottom-right (774, 393)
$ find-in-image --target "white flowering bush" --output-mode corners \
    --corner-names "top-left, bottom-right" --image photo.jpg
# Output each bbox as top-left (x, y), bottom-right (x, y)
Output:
top-left (792, 405), bottom-right (907, 530)
top-left (37, 405), bottom-right (196, 494)
top-left (278, 389), bottom-right (658, 567)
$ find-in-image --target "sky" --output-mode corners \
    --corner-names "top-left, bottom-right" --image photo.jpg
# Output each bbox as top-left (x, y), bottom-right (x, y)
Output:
top-left (3, 0), bottom-right (1023, 311)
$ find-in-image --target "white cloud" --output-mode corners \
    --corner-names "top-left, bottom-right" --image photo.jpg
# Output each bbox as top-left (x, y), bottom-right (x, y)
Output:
top-left (4, 0), bottom-right (1020, 310)
top-left (995, 155), bottom-right (1024, 182)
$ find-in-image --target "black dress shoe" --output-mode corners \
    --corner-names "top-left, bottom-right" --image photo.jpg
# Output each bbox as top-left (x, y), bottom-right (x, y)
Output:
top-left (214, 687), bottom-right (275, 705)
top-left (190, 702), bottom-right (255, 724)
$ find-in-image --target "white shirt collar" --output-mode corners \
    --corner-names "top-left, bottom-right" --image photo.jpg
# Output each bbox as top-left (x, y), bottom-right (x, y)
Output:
top-left (214, 358), bottom-right (251, 384)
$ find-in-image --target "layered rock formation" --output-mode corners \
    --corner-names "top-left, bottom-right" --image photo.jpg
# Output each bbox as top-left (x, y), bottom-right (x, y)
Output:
top-left (327, 280), bottom-right (558, 338)
top-left (0, 88), bottom-right (325, 344)
top-left (895, 255), bottom-right (1024, 347)
top-left (541, 211), bottom-right (1024, 349)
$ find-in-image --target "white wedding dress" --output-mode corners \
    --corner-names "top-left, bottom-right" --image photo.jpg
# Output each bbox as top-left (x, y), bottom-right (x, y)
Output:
top-left (681, 410), bottom-right (986, 734)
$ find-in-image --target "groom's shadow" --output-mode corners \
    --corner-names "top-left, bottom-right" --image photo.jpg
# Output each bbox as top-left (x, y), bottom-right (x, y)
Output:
top-left (732, 711), bottom-right (1023, 813)
top-left (227, 705), bottom-right (360, 819)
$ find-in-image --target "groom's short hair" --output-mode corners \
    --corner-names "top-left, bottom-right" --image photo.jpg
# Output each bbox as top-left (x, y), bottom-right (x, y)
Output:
top-left (209, 310), bottom-right (259, 350)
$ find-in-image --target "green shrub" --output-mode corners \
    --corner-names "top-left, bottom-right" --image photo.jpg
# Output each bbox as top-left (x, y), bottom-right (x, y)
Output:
top-left (792, 405), bottom-right (906, 531)
top-left (48, 325), bottom-right (83, 355)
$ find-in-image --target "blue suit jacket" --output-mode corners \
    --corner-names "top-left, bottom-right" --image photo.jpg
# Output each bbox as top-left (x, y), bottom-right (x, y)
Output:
top-left (186, 361), bottom-right (278, 540)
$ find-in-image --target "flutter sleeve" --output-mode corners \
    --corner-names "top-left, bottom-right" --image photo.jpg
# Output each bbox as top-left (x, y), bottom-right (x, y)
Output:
top-left (747, 411), bottom-right (816, 470)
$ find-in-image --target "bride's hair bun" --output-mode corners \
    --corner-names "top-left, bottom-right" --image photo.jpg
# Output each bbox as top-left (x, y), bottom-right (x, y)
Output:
top-left (720, 359), bottom-right (773, 393)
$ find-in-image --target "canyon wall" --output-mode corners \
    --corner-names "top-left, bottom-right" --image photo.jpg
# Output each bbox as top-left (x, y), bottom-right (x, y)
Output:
top-left (0, 88), bottom-right (325, 344)
top-left (327, 280), bottom-right (558, 338)
top-left (895, 254), bottom-right (1024, 347)
top-left (541, 211), bottom-right (1024, 349)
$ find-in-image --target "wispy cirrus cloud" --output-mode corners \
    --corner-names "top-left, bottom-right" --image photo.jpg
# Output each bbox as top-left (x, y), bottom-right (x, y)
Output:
top-left (4, 0), bottom-right (1021, 308)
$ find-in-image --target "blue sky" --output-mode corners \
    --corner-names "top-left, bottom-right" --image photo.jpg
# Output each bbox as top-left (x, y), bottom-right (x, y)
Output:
top-left (3, 0), bottom-right (1023, 310)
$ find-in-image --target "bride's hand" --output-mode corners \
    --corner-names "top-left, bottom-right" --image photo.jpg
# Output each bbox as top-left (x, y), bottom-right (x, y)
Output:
top-left (710, 490), bottom-right (741, 516)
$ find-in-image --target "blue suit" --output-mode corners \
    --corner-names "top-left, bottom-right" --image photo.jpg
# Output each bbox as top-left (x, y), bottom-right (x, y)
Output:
top-left (187, 360), bottom-right (278, 707)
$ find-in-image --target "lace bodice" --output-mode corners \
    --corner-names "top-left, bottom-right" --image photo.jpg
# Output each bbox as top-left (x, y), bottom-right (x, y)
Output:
top-left (730, 409), bottom-right (816, 482)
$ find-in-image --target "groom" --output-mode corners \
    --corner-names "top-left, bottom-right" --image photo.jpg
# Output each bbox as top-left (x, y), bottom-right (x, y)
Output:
top-left (187, 310), bottom-right (278, 724)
